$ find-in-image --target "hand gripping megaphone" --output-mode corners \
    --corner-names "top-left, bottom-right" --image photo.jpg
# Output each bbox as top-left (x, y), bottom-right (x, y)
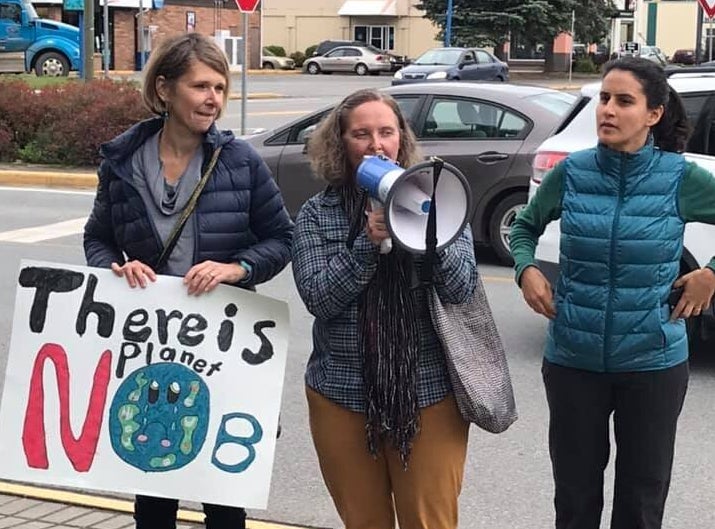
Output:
top-left (357, 155), bottom-right (472, 253)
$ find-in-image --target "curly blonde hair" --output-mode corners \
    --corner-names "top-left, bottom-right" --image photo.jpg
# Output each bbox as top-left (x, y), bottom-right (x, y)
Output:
top-left (307, 89), bottom-right (422, 185)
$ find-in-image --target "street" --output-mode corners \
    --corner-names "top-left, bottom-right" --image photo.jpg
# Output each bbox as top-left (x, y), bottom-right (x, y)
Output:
top-left (1, 74), bottom-right (715, 529)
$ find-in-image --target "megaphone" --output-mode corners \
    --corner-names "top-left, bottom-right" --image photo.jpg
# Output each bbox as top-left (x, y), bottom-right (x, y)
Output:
top-left (357, 155), bottom-right (472, 253)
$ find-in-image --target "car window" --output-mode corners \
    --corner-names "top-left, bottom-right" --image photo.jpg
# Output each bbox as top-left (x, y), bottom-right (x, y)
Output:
top-left (325, 49), bottom-right (345, 58)
top-left (344, 48), bottom-right (361, 57)
top-left (280, 111), bottom-right (330, 145)
top-left (0, 3), bottom-right (21, 22)
top-left (525, 92), bottom-right (578, 117)
top-left (683, 93), bottom-right (715, 156)
top-left (462, 52), bottom-right (476, 63)
top-left (421, 98), bottom-right (528, 139)
top-left (414, 49), bottom-right (462, 65)
top-left (475, 51), bottom-right (493, 64)
top-left (393, 96), bottom-right (421, 131)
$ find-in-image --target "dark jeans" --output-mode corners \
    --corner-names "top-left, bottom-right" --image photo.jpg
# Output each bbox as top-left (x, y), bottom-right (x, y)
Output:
top-left (134, 495), bottom-right (246, 529)
top-left (542, 359), bottom-right (689, 529)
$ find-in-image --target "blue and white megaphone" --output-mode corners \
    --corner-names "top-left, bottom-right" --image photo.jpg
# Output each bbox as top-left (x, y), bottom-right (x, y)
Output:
top-left (357, 155), bottom-right (472, 254)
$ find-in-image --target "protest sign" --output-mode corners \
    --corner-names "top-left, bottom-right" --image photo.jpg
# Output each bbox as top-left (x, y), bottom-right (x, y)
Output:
top-left (0, 260), bottom-right (289, 509)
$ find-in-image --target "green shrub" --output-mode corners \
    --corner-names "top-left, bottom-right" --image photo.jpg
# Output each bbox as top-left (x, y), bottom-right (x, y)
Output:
top-left (290, 51), bottom-right (307, 68)
top-left (264, 45), bottom-right (286, 57)
top-left (573, 57), bottom-right (600, 74)
top-left (305, 45), bottom-right (318, 57)
top-left (0, 79), bottom-right (150, 165)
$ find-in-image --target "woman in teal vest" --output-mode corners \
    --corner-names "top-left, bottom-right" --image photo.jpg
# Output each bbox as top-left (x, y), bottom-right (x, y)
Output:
top-left (511, 57), bottom-right (715, 529)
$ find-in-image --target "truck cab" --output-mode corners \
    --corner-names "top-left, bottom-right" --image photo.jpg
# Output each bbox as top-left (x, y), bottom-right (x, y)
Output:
top-left (0, 0), bottom-right (80, 76)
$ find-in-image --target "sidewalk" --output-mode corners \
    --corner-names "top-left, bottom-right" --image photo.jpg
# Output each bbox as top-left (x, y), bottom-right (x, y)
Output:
top-left (0, 482), bottom-right (308, 529)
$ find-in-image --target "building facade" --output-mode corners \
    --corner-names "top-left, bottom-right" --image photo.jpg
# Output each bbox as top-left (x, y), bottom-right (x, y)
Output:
top-left (635, 0), bottom-right (713, 58)
top-left (262, 0), bottom-right (440, 60)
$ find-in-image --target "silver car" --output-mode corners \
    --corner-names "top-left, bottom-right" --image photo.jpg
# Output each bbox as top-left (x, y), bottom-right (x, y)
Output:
top-left (304, 45), bottom-right (392, 76)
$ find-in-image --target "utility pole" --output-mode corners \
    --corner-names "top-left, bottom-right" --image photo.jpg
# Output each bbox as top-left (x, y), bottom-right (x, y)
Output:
top-left (445, 0), bottom-right (453, 47)
top-left (696, 3), bottom-right (704, 64)
top-left (103, 0), bottom-right (110, 77)
top-left (568, 10), bottom-right (575, 84)
top-left (138, 0), bottom-right (145, 70)
top-left (83, 0), bottom-right (94, 80)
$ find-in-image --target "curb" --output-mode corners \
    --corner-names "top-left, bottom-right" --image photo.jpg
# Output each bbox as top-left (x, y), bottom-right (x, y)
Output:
top-left (229, 92), bottom-right (285, 100)
top-left (0, 481), bottom-right (314, 529)
top-left (0, 169), bottom-right (97, 189)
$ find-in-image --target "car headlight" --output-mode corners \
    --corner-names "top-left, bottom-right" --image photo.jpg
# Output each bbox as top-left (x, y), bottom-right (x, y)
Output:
top-left (426, 71), bottom-right (447, 79)
top-left (393, 70), bottom-right (403, 79)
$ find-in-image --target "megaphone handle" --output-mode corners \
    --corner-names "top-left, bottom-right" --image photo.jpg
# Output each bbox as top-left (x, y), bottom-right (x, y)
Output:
top-left (369, 198), bottom-right (392, 254)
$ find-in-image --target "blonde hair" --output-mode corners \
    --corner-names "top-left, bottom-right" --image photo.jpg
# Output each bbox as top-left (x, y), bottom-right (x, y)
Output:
top-left (307, 89), bottom-right (422, 185)
top-left (142, 33), bottom-right (230, 118)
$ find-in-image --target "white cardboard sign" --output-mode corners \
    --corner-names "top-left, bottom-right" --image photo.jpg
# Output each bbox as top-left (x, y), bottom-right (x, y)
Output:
top-left (0, 260), bottom-right (289, 509)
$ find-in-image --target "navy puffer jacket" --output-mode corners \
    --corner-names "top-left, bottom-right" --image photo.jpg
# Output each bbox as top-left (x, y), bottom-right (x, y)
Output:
top-left (84, 117), bottom-right (294, 287)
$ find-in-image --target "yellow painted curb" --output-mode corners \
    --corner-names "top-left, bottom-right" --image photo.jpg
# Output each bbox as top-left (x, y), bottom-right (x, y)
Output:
top-left (0, 170), bottom-right (97, 189)
top-left (0, 481), bottom-right (313, 529)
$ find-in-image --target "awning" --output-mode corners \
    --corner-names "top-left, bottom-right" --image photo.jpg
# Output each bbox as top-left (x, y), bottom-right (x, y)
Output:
top-left (338, 0), bottom-right (397, 16)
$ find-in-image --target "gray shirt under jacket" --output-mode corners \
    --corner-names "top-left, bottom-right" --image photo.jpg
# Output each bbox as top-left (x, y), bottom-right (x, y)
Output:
top-left (132, 131), bottom-right (204, 277)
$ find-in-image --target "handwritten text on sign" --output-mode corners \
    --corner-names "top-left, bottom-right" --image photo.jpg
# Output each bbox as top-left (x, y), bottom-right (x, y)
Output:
top-left (0, 260), bottom-right (289, 509)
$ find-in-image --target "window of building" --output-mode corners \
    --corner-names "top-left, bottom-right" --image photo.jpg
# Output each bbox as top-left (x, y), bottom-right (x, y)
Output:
top-left (354, 25), bottom-right (394, 51)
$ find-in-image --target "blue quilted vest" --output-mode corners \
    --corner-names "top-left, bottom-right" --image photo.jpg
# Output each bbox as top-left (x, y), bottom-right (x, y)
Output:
top-left (545, 142), bottom-right (688, 372)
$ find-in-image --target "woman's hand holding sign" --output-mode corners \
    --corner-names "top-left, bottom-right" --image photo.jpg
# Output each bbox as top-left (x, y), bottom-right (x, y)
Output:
top-left (111, 261), bottom-right (157, 289)
top-left (184, 261), bottom-right (248, 296)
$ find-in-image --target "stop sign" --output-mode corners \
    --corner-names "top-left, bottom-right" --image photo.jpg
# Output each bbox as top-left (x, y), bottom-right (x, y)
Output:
top-left (234, 0), bottom-right (260, 12)
top-left (698, 0), bottom-right (715, 19)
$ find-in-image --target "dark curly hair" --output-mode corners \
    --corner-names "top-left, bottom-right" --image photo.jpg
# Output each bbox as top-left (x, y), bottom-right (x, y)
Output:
top-left (603, 57), bottom-right (692, 152)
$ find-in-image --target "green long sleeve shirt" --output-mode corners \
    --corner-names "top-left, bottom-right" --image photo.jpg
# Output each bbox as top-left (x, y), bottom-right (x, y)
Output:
top-left (510, 161), bottom-right (715, 284)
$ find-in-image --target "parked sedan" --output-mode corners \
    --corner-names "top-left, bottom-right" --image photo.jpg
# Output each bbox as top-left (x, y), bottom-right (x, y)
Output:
top-left (244, 83), bottom-right (575, 264)
top-left (671, 49), bottom-right (698, 65)
top-left (303, 45), bottom-right (392, 76)
top-left (261, 48), bottom-right (295, 70)
top-left (392, 47), bottom-right (509, 85)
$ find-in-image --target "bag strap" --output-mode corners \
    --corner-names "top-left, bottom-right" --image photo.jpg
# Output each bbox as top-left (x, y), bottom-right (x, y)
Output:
top-left (418, 157), bottom-right (443, 287)
top-left (155, 146), bottom-right (223, 272)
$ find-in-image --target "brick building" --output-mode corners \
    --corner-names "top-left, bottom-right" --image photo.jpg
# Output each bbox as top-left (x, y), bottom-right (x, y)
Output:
top-left (31, 0), bottom-right (261, 71)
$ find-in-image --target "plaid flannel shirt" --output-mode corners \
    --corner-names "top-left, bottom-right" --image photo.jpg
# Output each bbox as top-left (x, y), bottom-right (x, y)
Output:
top-left (292, 188), bottom-right (478, 412)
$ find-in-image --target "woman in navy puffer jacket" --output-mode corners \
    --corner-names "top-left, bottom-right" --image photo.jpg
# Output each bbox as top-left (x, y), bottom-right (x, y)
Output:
top-left (83, 33), bottom-right (293, 529)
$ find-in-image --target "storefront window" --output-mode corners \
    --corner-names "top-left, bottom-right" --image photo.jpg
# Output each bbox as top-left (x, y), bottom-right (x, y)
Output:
top-left (354, 25), bottom-right (395, 51)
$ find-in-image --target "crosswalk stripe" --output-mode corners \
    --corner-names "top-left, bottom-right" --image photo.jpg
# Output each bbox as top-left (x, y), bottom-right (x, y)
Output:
top-left (0, 217), bottom-right (87, 243)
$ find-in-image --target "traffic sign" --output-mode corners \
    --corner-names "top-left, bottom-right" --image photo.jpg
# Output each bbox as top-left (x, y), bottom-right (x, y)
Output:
top-left (234, 0), bottom-right (260, 12)
top-left (698, 0), bottom-right (715, 19)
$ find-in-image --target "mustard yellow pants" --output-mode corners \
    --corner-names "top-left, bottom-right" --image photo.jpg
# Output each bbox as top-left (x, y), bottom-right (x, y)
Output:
top-left (306, 386), bottom-right (469, 529)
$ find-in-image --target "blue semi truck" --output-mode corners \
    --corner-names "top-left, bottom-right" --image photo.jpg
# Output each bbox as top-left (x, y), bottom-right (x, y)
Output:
top-left (0, 0), bottom-right (80, 76)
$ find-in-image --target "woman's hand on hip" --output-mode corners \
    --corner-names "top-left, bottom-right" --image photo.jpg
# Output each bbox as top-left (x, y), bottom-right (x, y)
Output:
top-left (520, 266), bottom-right (556, 319)
top-left (671, 268), bottom-right (715, 320)
top-left (184, 261), bottom-right (247, 296)
top-left (365, 206), bottom-right (390, 246)
top-left (111, 260), bottom-right (156, 289)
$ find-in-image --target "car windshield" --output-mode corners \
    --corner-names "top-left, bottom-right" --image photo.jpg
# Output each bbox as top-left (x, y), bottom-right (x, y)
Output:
top-left (414, 49), bottom-right (462, 65)
top-left (262, 48), bottom-right (276, 57)
top-left (525, 92), bottom-right (578, 117)
top-left (365, 45), bottom-right (383, 54)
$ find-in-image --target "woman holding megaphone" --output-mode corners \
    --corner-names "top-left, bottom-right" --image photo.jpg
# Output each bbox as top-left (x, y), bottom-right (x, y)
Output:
top-left (292, 88), bottom-right (478, 529)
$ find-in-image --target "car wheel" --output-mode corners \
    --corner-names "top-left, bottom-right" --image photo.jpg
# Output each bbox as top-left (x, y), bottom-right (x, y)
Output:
top-left (496, 75), bottom-right (506, 82)
top-left (306, 62), bottom-right (321, 75)
top-left (355, 63), bottom-right (368, 76)
top-left (35, 52), bottom-right (69, 77)
top-left (262, 61), bottom-right (275, 69)
top-left (489, 192), bottom-right (528, 265)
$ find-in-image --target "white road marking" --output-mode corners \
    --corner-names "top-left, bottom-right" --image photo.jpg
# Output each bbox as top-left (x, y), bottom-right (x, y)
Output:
top-left (0, 217), bottom-right (87, 243)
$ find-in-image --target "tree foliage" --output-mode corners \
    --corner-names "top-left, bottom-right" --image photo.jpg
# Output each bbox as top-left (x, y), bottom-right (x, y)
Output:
top-left (416, 0), bottom-right (615, 48)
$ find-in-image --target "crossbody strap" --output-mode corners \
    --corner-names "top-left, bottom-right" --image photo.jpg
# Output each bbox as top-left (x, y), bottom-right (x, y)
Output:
top-left (155, 146), bottom-right (223, 272)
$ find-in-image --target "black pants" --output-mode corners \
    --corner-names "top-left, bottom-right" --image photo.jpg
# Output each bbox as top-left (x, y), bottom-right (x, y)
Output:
top-left (134, 495), bottom-right (246, 529)
top-left (542, 359), bottom-right (689, 529)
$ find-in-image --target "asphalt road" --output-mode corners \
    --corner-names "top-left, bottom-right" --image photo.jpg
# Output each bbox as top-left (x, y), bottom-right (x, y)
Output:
top-left (2, 75), bottom-right (715, 529)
